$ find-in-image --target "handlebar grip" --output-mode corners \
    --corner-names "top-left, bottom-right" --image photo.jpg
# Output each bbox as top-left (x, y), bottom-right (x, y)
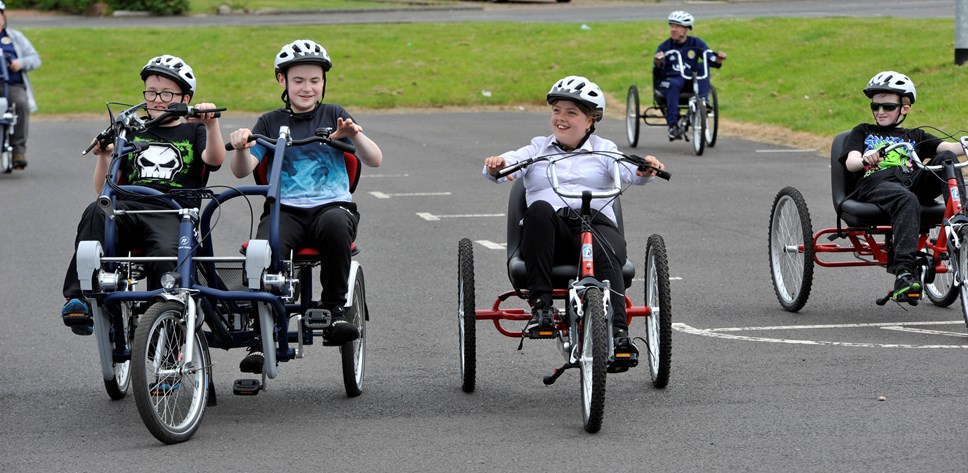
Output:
top-left (188, 107), bottom-right (226, 119)
top-left (654, 169), bottom-right (672, 181)
top-left (225, 135), bottom-right (256, 151)
top-left (325, 138), bottom-right (356, 155)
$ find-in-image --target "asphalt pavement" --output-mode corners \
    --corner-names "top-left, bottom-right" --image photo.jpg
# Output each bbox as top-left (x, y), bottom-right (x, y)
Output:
top-left (2, 110), bottom-right (968, 471)
top-left (0, 0), bottom-right (964, 470)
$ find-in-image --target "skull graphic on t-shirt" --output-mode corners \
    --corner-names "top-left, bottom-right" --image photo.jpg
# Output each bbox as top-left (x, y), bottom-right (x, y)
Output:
top-left (136, 143), bottom-right (183, 180)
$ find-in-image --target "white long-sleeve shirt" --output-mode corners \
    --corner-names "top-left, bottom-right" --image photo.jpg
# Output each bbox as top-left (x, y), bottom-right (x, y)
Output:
top-left (483, 134), bottom-right (651, 226)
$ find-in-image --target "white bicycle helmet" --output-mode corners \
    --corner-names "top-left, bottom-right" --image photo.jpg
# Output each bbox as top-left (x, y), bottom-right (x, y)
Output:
top-left (0, 2), bottom-right (7, 12)
top-left (140, 55), bottom-right (196, 98)
top-left (274, 39), bottom-right (333, 76)
top-left (864, 70), bottom-right (916, 104)
top-left (668, 10), bottom-right (694, 29)
top-left (546, 75), bottom-right (606, 122)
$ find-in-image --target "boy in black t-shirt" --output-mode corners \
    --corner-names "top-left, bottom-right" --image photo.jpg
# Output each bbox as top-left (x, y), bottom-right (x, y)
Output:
top-left (843, 71), bottom-right (965, 303)
top-left (227, 39), bottom-right (383, 373)
top-left (61, 55), bottom-right (225, 335)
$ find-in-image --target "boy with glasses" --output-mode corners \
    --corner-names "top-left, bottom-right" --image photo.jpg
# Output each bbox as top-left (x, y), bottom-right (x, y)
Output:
top-left (60, 54), bottom-right (225, 335)
top-left (843, 70), bottom-right (965, 303)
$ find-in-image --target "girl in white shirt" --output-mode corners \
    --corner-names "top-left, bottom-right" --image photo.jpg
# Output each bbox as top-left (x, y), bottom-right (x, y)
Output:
top-left (483, 76), bottom-right (664, 371)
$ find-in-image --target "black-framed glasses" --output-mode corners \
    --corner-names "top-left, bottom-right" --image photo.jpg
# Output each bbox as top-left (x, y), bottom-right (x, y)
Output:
top-left (870, 102), bottom-right (901, 112)
top-left (143, 90), bottom-right (183, 102)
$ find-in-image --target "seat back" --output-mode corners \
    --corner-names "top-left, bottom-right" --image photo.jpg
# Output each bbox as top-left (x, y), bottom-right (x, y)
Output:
top-left (505, 179), bottom-right (634, 290)
top-left (830, 131), bottom-right (854, 214)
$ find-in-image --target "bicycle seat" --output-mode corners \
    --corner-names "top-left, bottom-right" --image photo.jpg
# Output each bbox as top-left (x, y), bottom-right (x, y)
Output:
top-left (830, 130), bottom-right (945, 228)
top-left (505, 179), bottom-right (635, 290)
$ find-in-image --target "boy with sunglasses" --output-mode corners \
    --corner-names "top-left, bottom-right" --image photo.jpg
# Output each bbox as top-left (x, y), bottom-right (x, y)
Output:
top-left (60, 55), bottom-right (225, 335)
top-left (843, 70), bottom-right (965, 303)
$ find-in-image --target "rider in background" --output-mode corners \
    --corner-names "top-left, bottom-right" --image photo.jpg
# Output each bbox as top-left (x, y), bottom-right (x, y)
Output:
top-left (483, 75), bottom-right (664, 372)
top-left (228, 39), bottom-right (383, 373)
top-left (0, 1), bottom-right (40, 170)
top-left (61, 55), bottom-right (225, 335)
top-left (843, 71), bottom-right (966, 303)
top-left (653, 10), bottom-right (725, 141)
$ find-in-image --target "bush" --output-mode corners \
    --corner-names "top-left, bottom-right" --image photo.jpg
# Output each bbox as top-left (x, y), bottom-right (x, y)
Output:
top-left (25, 0), bottom-right (188, 14)
top-left (31, 0), bottom-right (99, 14)
top-left (109, 0), bottom-right (189, 15)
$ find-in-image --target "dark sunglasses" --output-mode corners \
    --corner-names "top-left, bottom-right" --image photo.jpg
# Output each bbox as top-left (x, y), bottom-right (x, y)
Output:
top-left (870, 102), bottom-right (902, 112)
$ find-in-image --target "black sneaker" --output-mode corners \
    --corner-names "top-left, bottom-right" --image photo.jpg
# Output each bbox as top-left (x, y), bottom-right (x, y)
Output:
top-left (61, 298), bottom-right (93, 336)
top-left (525, 306), bottom-right (557, 338)
top-left (608, 328), bottom-right (639, 373)
top-left (239, 342), bottom-right (264, 374)
top-left (892, 272), bottom-right (921, 303)
top-left (323, 306), bottom-right (360, 345)
top-left (668, 127), bottom-right (679, 141)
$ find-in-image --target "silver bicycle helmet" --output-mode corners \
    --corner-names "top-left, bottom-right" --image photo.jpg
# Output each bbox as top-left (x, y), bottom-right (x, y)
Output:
top-left (668, 10), bottom-right (694, 29)
top-left (140, 55), bottom-right (196, 98)
top-left (864, 70), bottom-right (916, 104)
top-left (546, 75), bottom-right (606, 122)
top-left (274, 39), bottom-right (333, 76)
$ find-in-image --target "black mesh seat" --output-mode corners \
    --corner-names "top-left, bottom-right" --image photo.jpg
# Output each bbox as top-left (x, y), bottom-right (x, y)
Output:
top-left (830, 131), bottom-right (945, 229)
top-left (505, 179), bottom-right (635, 291)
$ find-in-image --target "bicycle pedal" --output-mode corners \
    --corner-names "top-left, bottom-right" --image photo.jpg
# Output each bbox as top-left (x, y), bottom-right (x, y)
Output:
top-left (607, 353), bottom-right (639, 373)
top-left (232, 378), bottom-right (261, 396)
top-left (304, 308), bottom-right (332, 329)
top-left (527, 328), bottom-right (556, 339)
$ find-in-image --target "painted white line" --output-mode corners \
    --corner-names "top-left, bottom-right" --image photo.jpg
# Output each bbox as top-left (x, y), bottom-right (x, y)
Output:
top-left (476, 240), bottom-right (506, 250)
top-left (365, 173), bottom-right (410, 178)
top-left (705, 320), bottom-right (961, 332)
top-left (880, 326), bottom-right (968, 338)
top-left (631, 277), bottom-right (683, 282)
top-left (369, 191), bottom-right (452, 199)
top-left (755, 149), bottom-right (816, 153)
top-left (416, 212), bottom-right (505, 221)
top-left (673, 322), bottom-right (968, 349)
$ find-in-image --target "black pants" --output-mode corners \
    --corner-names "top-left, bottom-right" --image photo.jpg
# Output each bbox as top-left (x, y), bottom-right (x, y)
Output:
top-left (63, 200), bottom-right (181, 299)
top-left (258, 201), bottom-right (358, 307)
top-left (855, 167), bottom-right (944, 274)
top-left (521, 200), bottom-right (629, 330)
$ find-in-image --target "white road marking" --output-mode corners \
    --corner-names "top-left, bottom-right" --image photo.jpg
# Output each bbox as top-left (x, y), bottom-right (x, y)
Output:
top-left (755, 149), bottom-right (816, 153)
top-left (880, 326), bottom-right (968, 338)
top-left (364, 173), bottom-right (410, 178)
top-left (369, 191), bottom-right (452, 199)
top-left (476, 240), bottom-right (506, 250)
top-left (673, 321), bottom-right (968, 349)
top-left (417, 212), bottom-right (505, 221)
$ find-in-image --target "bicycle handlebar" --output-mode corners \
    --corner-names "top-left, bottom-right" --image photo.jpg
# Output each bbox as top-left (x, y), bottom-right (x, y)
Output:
top-left (659, 48), bottom-right (718, 81)
top-left (493, 151), bottom-right (670, 195)
top-left (82, 103), bottom-right (226, 155)
top-left (224, 127), bottom-right (357, 155)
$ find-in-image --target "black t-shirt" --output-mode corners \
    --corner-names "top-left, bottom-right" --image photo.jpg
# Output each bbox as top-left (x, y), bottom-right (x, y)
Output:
top-left (119, 122), bottom-right (216, 192)
top-left (843, 123), bottom-right (944, 179)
